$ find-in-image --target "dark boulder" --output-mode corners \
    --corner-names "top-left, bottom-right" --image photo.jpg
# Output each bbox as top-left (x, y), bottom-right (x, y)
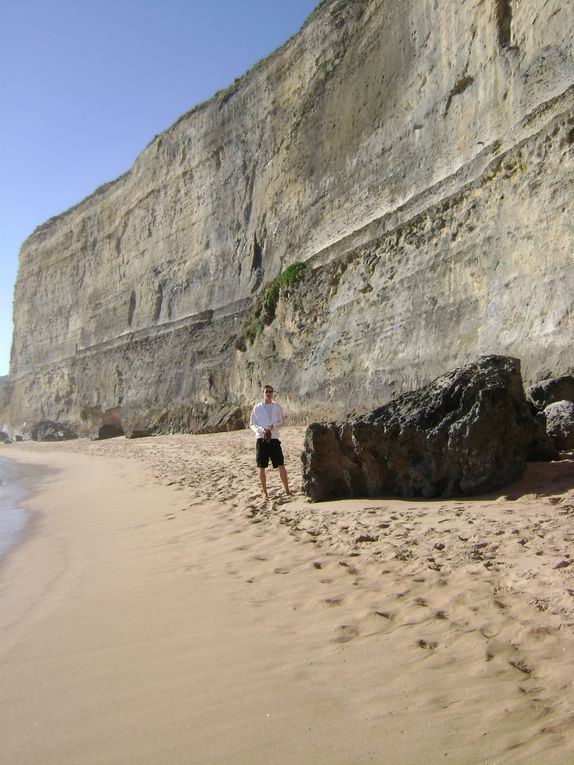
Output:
top-left (31, 420), bottom-right (78, 442)
top-left (542, 400), bottom-right (574, 450)
top-left (89, 423), bottom-right (125, 440)
top-left (527, 416), bottom-right (560, 461)
top-left (527, 375), bottom-right (574, 411)
top-left (0, 430), bottom-right (11, 444)
top-left (302, 355), bottom-right (553, 502)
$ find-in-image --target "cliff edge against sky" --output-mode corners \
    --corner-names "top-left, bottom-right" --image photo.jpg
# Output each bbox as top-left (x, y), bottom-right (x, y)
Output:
top-left (3, 0), bottom-right (573, 434)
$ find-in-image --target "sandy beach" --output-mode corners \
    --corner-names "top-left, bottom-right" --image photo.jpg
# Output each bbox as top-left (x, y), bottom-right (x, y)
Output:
top-left (1, 426), bottom-right (574, 764)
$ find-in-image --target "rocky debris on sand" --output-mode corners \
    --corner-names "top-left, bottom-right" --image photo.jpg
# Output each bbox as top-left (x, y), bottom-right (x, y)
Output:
top-left (31, 420), bottom-right (78, 442)
top-left (542, 400), bottom-right (574, 450)
top-left (302, 356), bottom-right (554, 502)
top-left (527, 375), bottom-right (574, 411)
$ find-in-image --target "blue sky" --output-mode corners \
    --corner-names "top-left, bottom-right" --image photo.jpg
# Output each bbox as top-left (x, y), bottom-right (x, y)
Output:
top-left (0, 0), bottom-right (319, 376)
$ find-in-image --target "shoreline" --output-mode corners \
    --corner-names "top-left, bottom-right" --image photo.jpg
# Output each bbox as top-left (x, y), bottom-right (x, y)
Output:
top-left (0, 454), bottom-right (52, 566)
top-left (1, 430), bottom-right (574, 764)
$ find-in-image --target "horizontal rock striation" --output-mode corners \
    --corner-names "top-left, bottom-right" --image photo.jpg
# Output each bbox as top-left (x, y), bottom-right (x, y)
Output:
top-left (3, 0), bottom-right (574, 434)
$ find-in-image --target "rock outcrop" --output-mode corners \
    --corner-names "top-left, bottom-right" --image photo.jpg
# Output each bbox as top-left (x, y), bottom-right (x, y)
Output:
top-left (527, 375), bottom-right (574, 410)
top-left (2, 0), bottom-right (573, 434)
top-left (542, 400), bottom-right (574, 450)
top-left (301, 356), bottom-right (554, 501)
top-left (89, 423), bottom-right (125, 441)
top-left (31, 420), bottom-right (78, 442)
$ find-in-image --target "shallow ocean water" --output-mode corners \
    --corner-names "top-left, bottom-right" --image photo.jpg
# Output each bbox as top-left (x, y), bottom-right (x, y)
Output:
top-left (0, 456), bottom-right (37, 561)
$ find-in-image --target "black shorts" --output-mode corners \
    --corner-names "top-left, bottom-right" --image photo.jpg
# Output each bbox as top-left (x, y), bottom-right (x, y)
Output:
top-left (256, 438), bottom-right (285, 468)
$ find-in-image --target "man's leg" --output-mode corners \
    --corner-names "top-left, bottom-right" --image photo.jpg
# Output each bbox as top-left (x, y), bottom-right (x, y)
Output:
top-left (278, 465), bottom-right (292, 495)
top-left (258, 467), bottom-right (268, 498)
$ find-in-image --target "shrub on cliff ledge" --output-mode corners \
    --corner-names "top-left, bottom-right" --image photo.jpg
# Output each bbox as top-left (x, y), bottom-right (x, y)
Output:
top-left (237, 262), bottom-right (307, 349)
top-left (262, 262), bottom-right (307, 319)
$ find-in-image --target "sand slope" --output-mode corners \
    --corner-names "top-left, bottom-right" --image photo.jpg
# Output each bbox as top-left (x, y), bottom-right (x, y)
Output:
top-left (1, 427), bottom-right (573, 764)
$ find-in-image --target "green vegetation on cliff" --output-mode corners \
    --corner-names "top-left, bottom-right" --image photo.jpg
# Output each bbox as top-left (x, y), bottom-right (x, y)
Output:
top-left (239, 262), bottom-right (308, 348)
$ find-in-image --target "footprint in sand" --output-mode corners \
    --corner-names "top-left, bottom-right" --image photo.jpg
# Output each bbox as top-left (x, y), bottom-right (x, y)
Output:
top-left (339, 560), bottom-right (359, 575)
top-left (417, 639), bottom-right (438, 650)
top-left (355, 533), bottom-right (379, 544)
top-left (485, 639), bottom-right (533, 676)
top-left (508, 659), bottom-right (532, 676)
top-left (334, 624), bottom-right (359, 643)
top-left (493, 596), bottom-right (507, 610)
top-left (274, 495), bottom-right (295, 506)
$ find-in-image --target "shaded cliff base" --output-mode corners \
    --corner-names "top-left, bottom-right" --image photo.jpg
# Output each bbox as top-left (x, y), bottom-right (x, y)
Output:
top-left (2, 429), bottom-right (574, 763)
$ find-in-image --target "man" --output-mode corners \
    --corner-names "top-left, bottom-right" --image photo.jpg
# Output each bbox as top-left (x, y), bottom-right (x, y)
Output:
top-left (250, 384), bottom-right (292, 499)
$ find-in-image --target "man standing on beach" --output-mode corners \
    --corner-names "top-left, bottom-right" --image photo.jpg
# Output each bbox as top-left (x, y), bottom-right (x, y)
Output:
top-left (250, 384), bottom-right (292, 499)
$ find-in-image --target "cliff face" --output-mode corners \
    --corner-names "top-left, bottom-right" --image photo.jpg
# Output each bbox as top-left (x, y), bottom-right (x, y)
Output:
top-left (4, 0), bottom-right (574, 432)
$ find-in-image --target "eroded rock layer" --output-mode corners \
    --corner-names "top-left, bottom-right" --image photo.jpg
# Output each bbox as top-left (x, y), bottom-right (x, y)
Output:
top-left (3, 0), bottom-right (573, 433)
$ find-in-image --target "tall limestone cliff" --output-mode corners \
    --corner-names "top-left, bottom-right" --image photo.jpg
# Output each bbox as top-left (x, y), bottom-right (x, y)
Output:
top-left (3, 0), bottom-right (573, 434)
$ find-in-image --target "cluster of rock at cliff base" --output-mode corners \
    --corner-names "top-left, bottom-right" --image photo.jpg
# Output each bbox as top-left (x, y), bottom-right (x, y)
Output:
top-left (121, 401), bottom-right (245, 439)
top-left (31, 420), bottom-right (78, 442)
top-left (301, 356), bottom-right (560, 502)
top-left (0, 400), bottom-right (247, 443)
top-left (527, 374), bottom-right (574, 450)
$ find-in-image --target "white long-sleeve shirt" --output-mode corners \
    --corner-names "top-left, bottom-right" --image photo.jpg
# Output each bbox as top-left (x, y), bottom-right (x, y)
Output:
top-left (250, 401), bottom-right (285, 440)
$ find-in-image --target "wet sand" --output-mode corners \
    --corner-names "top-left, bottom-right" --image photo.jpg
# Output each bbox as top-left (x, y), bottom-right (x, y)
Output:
top-left (1, 427), bottom-right (573, 764)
